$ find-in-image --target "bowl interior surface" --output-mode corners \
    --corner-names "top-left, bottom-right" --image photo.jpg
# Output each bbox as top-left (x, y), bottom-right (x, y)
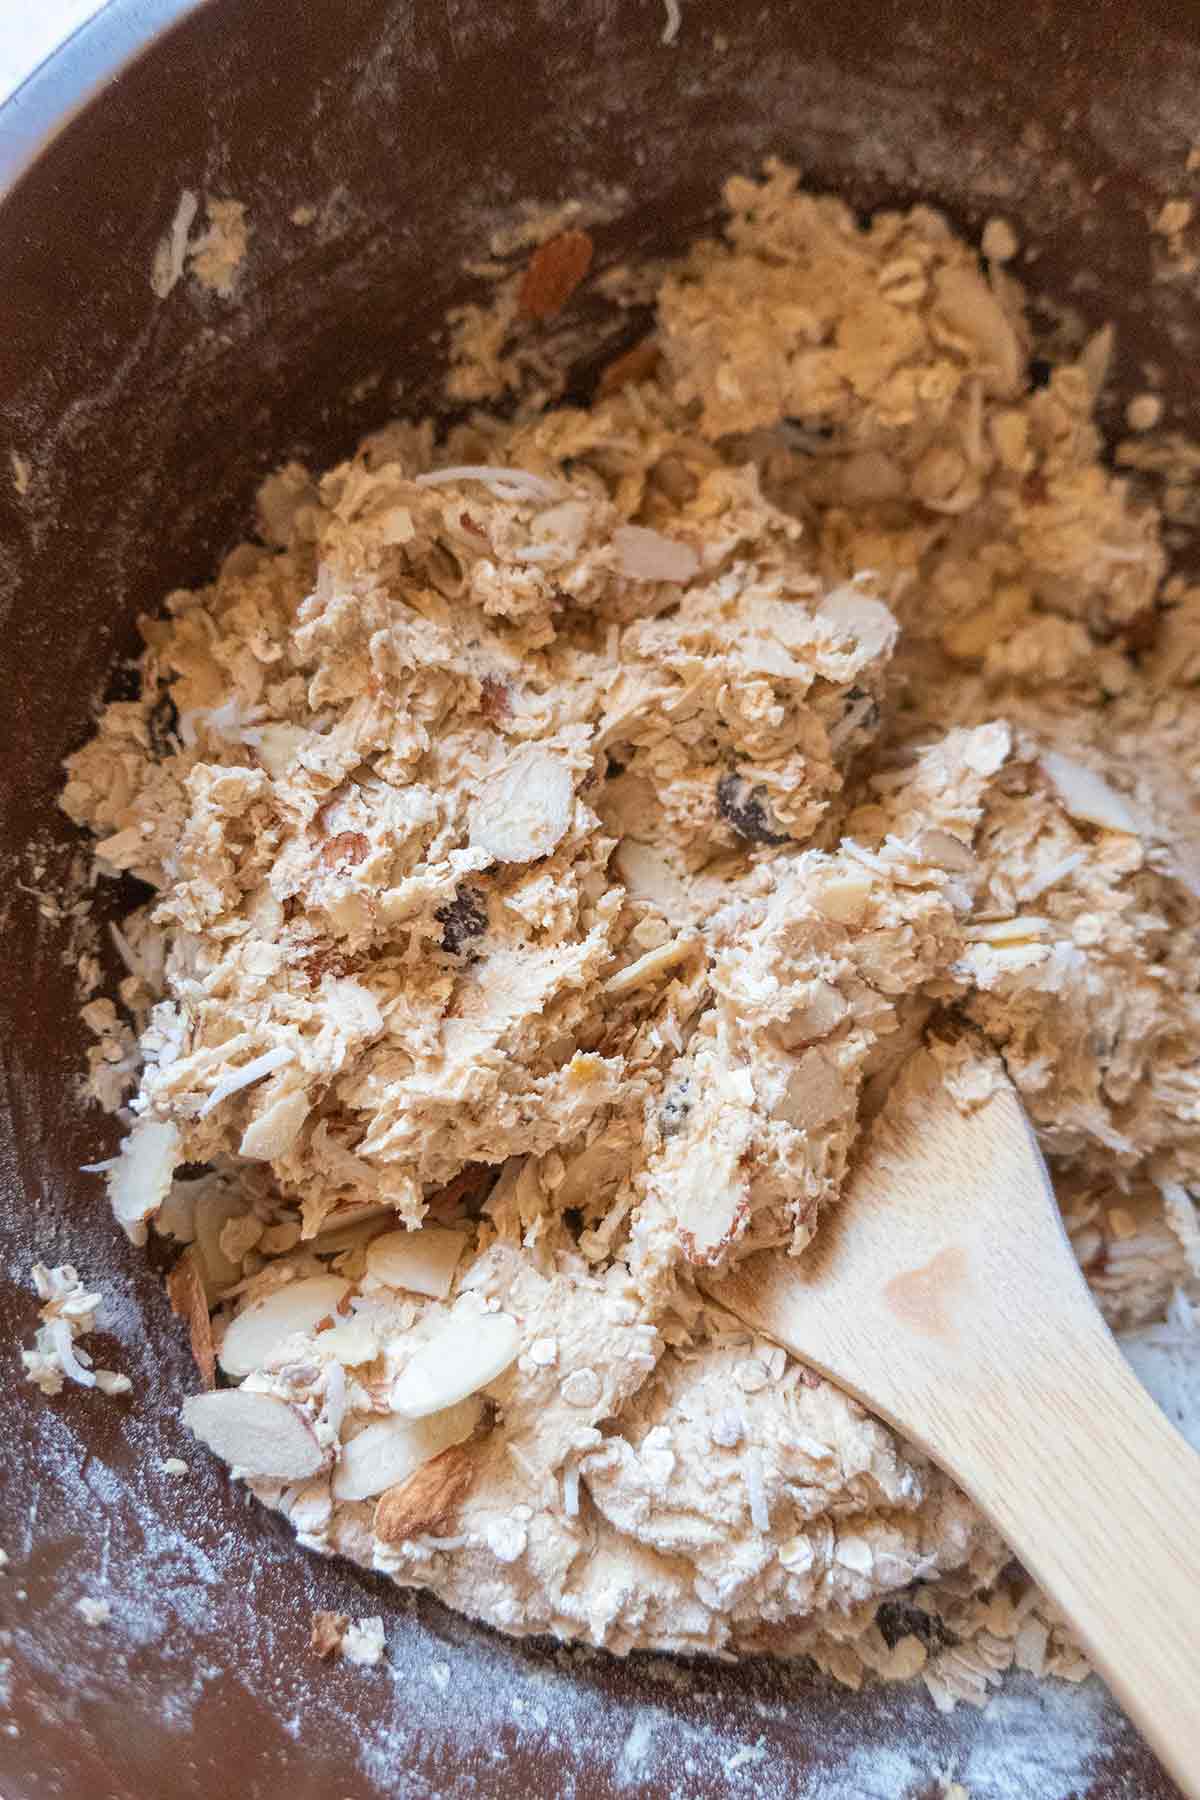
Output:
top-left (1, 1), bottom-right (1197, 1794)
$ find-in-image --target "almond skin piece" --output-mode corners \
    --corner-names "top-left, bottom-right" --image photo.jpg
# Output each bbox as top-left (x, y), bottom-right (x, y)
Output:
top-left (373, 1443), bottom-right (475, 1544)
top-left (517, 230), bottom-right (593, 320)
top-left (478, 674), bottom-right (511, 721)
top-left (167, 1249), bottom-right (216, 1388)
top-left (319, 831), bottom-right (369, 872)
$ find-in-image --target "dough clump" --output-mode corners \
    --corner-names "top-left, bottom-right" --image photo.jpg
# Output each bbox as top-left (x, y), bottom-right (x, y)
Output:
top-left (65, 165), bottom-right (1200, 1702)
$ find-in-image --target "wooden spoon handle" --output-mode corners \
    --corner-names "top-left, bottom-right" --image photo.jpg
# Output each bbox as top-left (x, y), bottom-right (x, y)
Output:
top-left (944, 1315), bottom-right (1200, 1798)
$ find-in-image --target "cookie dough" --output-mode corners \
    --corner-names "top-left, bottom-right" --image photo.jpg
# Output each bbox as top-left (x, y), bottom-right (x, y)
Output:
top-left (63, 165), bottom-right (1200, 1699)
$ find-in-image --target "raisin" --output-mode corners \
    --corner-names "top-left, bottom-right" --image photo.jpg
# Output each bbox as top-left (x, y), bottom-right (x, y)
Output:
top-left (517, 230), bottom-right (594, 320)
top-left (717, 773), bottom-right (790, 845)
top-left (875, 1599), bottom-right (948, 1651)
top-left (436, 884), bottom-right (487, 956)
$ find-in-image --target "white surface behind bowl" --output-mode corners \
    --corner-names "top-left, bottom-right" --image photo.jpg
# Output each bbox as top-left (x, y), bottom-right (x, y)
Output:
top-left (0, 0), bottom-right (107, 103)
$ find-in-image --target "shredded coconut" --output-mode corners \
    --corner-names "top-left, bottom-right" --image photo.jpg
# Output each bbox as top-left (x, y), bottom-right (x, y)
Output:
top-left (21, 1264), bottom-right (114, 1396)
top-left (197, 1045), bottom-right (297, 1118)
top-left (743, 1446), bottom-right (770, 1533)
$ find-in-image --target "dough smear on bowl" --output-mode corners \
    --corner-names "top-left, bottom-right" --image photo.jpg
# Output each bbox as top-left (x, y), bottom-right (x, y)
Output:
top-left (61, 164), bottom-right (1200, 1703)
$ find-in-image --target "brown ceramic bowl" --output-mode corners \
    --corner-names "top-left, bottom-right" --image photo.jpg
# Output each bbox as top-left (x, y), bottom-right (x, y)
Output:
top-left (1, 2), bottom-right (1196, 1795)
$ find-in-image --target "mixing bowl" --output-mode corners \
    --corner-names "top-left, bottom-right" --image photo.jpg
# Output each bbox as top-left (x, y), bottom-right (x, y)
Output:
top-left (2, 2), bottom-right (1195, 1793)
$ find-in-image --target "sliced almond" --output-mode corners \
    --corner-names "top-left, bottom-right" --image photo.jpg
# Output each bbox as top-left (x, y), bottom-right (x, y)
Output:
top-left (317, 1313), bottom-right (380, 1367)
top-left (673, 1154), bottom-right (749, 1265)
top-left (603, 935), bottom-right (697, 999)
top-left (963, 915), bottom-right (1049, 945)
top-left (816, 588), bottom-right (899, 660)
top-left (106, 1117), bottom-right (179, 1245)
top-left (612, 524), bottom-right (699, 584)
top-left (469, 750), bottom-right (575, 866)
top-left (931, 262), bottom-right (1022, 397)
top-left (193, 1183), bottom-right (257, 1294)
top-left (219, 1275), bottom-right (353, 1380)
top-left (526, 497), bottom-right (590, 559)
top-left (332, 1397), bottom-right (482, 1502)
top-left (909, 828), bottom-right (977, 873)
top-left (310, 1610), bottom-right (348, 1658)
top-left (182, 1389), bottom-right (323, 1480)
top-left (166, 1250), bottom-right (216, 1388)
top-left (517, 229), bottom-right (593, 320)
top-left (811, 866), bottom-right (874, 925)
top-left (1039, 750), bottom-right (1141, 836)
top-left (391, 1305), bottom-right (521, 1419)
top-left (774, 1049), bottom-right (850, 1133)
top-left (365, 1227), bottom-right (467, 1300)
top-left (613, 839), bottom-right (691, 917)
top-left (239, 1086), bottom-right (310, 1162)
top-left (373, 1443), bottom-right (475, 1544)
top-left (774, 980), bottom-right (847, 1049)
top-left (253, 722), bottom-right (309, 778)
top-left (310, 1200), bottom-right (395, 1243)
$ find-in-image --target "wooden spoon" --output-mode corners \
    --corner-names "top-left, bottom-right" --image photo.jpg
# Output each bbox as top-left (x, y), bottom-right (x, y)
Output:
top-left (704, 1049), bottom-right (1200, 1796)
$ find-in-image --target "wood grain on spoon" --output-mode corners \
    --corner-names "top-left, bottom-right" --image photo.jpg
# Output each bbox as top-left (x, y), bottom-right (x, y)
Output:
top-left (704, 1049), bottom-right (1200, 1798)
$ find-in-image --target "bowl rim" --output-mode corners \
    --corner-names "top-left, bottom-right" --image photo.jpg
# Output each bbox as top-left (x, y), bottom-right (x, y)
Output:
top-left (0, 0), bottom-right (206, 195)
